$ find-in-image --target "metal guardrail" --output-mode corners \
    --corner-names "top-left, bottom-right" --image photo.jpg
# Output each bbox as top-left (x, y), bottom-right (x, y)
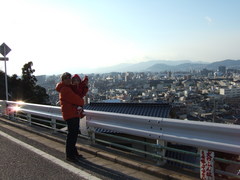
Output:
top-left (86, 109), bottom-right (240, 155)
top-left (2, 100), bottom-right (239, 155)
top-left (0, 100), bottom-right (239, 179)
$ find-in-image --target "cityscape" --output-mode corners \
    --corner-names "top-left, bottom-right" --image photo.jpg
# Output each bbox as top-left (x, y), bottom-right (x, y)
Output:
top-left (1, 1), bottom-right (240, 179)
top-left (37, 65), bottom-right (240, 125)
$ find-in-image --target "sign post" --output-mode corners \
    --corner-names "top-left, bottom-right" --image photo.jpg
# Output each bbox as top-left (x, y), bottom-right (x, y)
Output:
top-left (0, 43), bottom-right (11, 101)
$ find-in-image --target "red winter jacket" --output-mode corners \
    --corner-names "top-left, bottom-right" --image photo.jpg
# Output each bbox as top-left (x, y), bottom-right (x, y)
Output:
top-left (71, 74), bottom-right (89, 98)
top-left (55, 82), bottom-right (84, 120)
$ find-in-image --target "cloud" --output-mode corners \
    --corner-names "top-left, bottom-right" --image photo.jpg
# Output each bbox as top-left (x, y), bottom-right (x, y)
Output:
top-left (205, 16), bottom-right (213, 24)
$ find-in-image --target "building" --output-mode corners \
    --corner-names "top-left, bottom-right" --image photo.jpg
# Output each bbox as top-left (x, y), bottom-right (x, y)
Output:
top-left (219, 87), bottom-right (240, 98)
top-left (218, 66), bottom-right (226, 75)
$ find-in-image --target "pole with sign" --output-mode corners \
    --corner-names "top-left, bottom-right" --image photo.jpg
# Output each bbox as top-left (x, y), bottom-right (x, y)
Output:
top-left (0, 43), bottom-right (11, 101)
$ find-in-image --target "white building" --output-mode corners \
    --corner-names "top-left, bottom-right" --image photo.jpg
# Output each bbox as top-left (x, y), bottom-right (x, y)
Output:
top-left (91, 88), bottom-right (99, 94)
top-left (219, 87), bottom-right (240, 97)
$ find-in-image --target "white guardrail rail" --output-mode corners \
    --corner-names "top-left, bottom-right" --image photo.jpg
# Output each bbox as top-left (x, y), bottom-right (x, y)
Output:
top-left (0, 100), bottom-right (240, 155)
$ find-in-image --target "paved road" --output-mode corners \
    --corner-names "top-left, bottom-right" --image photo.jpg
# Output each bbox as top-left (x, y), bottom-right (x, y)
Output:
top-left (0, 124), bottom-right (146, 180)
top-left (0, 118), bottom-right (186, 180)
top-left (0, 131), bottom-right (99, 180)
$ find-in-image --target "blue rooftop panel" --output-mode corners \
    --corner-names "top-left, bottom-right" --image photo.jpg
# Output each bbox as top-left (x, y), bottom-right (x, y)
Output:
top-left (84, 102), bottom-right (171, 118)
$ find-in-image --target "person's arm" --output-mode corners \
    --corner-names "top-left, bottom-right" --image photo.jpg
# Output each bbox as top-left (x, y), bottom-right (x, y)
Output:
top-left (82, 85), bottom-right (89, 97)
top-left (80, 77), bottom-right (89, 97)
top-left (61, 87), bottom-right (84, 106)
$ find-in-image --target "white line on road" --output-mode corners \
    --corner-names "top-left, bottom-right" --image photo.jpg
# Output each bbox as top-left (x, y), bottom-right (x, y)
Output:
top-left (0, 130), bottom-right (102, 180)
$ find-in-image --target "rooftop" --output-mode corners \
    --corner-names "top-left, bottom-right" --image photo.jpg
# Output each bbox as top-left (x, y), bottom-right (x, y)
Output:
top-left (84, 102), bottom-right (172, 118)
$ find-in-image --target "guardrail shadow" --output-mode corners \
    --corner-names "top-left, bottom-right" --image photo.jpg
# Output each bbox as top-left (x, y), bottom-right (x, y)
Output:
top-left (74, 158), bottom-right (139, 180)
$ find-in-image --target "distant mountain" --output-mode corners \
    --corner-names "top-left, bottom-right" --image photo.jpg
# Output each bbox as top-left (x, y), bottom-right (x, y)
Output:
top-left (124, 60), bottom-right (192, 72)
top-left (146, 63), bottom-right (208, 72)
top-left (144, 59), bottom-right (240, 72)
top-left (93, 63), bottom-right (132, 73)
top-left (85, 59), bottom-right (240, 73)
top-left (206, 59), bottom-right (240, 70)
top-left (177, 63), bottom-right (207, 71)
top-left (93, 60), bottom-right (194, 73)
top-left (145, 63), bottom-right (173, 72)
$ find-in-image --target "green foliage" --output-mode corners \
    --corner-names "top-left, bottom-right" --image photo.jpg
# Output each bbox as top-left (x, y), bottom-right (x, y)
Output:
top-left (9, 74), bottom-right (23, 100)
top-left (0, 71), bottom-right (7, 99)
top-left (21, 61), bottom-right (37, 88)
top-left (0, 61), bottom-right (50, 104)
top-left (33, 85), bottom-right (50, 104)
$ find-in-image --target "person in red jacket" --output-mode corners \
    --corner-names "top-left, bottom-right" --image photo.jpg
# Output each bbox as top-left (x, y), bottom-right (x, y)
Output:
top-left (71, 74), bottom-right (89, 118)
top-left (55, 72), bottom-right (84, 162)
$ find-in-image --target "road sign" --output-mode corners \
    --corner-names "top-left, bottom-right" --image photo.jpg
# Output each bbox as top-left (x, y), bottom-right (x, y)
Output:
top-left (0, 57), bottom-right (9, 61)
top-left (0, 43), bottom-right (11, 56)
top-left (0, 42), bottom-right (11, 101)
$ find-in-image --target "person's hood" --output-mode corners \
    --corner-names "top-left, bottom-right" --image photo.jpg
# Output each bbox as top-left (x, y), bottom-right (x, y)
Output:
top-left (72, 74), bottom-right (81, 82)
top-left (56, 82), bottom-right (66, 92)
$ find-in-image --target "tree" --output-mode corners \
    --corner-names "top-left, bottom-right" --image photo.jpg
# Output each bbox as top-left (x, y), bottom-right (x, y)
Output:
top-left (20, 61), bottom-right (49, 104)
top-left (1, 62), bottom-right (50, 104)
top-left (9, 74), bottom-right (23, 100)
top-left (21, 61), bottom-right (37, 102)
top-left (0, 70), bottom-right (8, 99)
top-left (34, 85), bottom-right (50, 104)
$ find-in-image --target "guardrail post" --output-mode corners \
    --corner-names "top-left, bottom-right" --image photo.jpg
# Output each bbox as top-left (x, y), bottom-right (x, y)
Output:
top-left (8, 111), bottom-right (15, 120)
top-left (51, 118), bottom-right (56, 132)
top-left (156, 139), bottom-right (167, 166)
top-left (0, 101), bottom-right (6, 116)
top-left (88, 127), bottom-right (96, 144)
top-left (86, 115), bottom-right (95, 144)
top-left (27, 113), bottom-right (31, 125)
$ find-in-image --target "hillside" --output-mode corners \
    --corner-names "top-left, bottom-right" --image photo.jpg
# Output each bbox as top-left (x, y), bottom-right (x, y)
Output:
top-left (92, 59), bottom-right (240, 73)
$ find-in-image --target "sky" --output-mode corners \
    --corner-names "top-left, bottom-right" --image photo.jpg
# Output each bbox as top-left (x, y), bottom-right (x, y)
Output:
top-left (0, 0), bottom-right (240, 75)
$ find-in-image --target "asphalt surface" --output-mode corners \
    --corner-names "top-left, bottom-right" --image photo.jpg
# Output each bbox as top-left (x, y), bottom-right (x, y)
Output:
top-left (0, 120), bottom-right (154, 180)
top-left (0, 117), bottom-right (198, 180)
top-left (0, 129), bottom-right (141, 180)
top-left (0, 133), bottom-right (87, 180)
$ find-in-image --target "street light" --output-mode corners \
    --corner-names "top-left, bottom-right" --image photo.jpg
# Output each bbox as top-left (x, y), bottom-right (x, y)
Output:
top-left (0, 43), bottom-right (11, 101)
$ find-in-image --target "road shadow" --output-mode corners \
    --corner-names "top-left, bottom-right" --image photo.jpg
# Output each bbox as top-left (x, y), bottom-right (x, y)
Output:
top-left (73, 158), bottom-right (139, 180)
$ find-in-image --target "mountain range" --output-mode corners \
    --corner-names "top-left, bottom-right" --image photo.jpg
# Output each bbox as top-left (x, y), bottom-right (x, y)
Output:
top-left (92, 59), bottom-right (240, 73)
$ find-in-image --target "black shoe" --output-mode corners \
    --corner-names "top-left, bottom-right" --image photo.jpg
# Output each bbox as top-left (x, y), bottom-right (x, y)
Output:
top-left (75, 154), bottom-right (84, 160)
top-left (66, 156), bottom-right (78, 163)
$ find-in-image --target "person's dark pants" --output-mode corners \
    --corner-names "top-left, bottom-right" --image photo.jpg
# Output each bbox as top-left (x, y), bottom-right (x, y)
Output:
top-left (66, 117), bottom-right (80, 158)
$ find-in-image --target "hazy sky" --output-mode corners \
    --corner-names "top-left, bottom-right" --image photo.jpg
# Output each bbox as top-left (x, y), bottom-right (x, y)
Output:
top-left (1, 0), bottom-right (240, 75)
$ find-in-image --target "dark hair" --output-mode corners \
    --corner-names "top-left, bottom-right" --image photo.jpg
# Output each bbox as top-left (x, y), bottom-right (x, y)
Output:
top-left (61, 72), bottom-right (71, 81)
